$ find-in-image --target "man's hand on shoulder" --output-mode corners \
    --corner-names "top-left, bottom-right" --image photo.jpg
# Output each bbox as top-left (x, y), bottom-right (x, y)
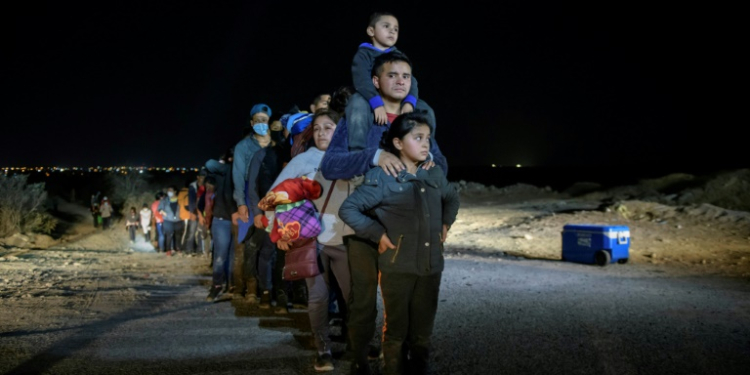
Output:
top-left (374, 107), bottom-right (388, 125)
top-left (377, 151), bottom-right (405, 177)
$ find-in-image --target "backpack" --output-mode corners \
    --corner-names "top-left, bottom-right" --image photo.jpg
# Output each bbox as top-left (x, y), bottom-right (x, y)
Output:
top-left (177, 188), bottom-right (190, 220)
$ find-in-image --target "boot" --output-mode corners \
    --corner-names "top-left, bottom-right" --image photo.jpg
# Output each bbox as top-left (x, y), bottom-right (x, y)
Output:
top-left (292, 281), bottom-right (308, 309)
top-left (274, 290), bottom-right (289, 314)
top-left (245, 277), bottom-right (258, 304)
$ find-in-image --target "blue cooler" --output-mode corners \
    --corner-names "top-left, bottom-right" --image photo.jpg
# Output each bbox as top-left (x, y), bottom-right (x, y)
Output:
top-left (561, 224), bottom-right (630, 266)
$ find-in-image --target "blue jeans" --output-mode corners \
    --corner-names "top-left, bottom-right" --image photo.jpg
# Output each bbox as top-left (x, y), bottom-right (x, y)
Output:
top-left (211, 218), bottom-right (234, 287)
top-left (156, 222), bottom-right (165, 252)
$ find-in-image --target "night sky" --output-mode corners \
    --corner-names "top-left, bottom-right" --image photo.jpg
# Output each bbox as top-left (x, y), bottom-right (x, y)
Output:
top-left (5, 1), bottom-right (742, 170)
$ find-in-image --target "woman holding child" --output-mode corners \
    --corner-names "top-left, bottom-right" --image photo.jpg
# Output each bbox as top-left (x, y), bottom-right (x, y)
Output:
top-left (268, 108), bottom-right (354, 372)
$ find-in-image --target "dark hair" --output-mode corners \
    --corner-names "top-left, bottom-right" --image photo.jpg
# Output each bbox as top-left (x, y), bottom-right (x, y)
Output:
top-left (371, 50), bottom-right (412, 78)
top-left (380, 111), bottom-right (433, 155)
top-left (221, 146), bottom-right (234, 163)
top-left (329, 86), bottom-right (355, 115)
top-left (312, 94), bottom-right (330, 107)
top-left (155, 191), bottom-right (164, 200)
top-left (311, 109), bottom-right (342, 131)
top-left (368, 11), bottom-right (396, 28)
top-left (130, 206), bottom-right (136, 212)
top-left (142, 203), bottom-right (148, 208)
top-left (286, 104), bottom-right (301, 114)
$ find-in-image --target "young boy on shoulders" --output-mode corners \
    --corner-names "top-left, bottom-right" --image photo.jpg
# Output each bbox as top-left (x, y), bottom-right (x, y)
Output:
top-left (347, 11), bottom-right (437, 151)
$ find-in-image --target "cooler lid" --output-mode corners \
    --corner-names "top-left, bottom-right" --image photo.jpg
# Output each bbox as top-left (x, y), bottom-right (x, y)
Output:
top-left (563, 224), bottom-right (630, 233)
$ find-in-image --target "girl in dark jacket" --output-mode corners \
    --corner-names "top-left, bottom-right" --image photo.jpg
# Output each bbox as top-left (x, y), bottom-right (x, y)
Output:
top-left (339, 112), bottom-right (459, 375)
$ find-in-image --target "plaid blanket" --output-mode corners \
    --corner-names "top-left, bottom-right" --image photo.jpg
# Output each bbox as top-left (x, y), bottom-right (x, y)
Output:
top-left (265, 199), bottom-right (321, 243)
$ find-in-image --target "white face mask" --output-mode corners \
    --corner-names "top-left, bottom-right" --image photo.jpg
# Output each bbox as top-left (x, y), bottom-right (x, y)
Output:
top-left (167, 191), bottom-right (175, 197)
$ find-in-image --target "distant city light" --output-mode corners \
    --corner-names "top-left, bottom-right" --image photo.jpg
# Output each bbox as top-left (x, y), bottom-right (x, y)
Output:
top-left (516, 164), bottom-right (522, 168)
top-left (491, 164), bottom-right (497, 168)
top-left (1, 165), bottom-right (203, 175)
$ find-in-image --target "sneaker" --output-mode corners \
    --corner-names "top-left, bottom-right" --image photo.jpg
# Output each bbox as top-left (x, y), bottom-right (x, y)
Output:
top-left (259, 290), bottom-right (271, 309)
top-left (314, 353), bottom-right (334, 372)
top-left (206, 285), bottom-right (222, 302)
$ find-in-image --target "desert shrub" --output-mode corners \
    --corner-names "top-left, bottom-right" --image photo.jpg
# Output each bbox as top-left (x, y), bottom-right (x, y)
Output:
top-left (105, 172), bottom-right (150, 215)
top-left (0, 174), bottom-right (57, 237)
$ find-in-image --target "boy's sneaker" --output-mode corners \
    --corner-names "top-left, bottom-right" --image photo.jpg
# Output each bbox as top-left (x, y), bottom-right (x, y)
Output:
top-left (206, 285), bottom-right (222, 302)
top-left (314, 353), bottom-right (334, 372)
top-left (259, 290), bottom-right (271, 309)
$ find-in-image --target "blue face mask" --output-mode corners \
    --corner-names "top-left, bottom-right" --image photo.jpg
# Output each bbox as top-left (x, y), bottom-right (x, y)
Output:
top-left (252, 123), bottom-right (269, 136)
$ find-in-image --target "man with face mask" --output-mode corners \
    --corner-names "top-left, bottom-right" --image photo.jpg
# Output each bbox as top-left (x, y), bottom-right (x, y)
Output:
top-left (244, 117), bottom-right (294, 311)
top-left (232, 103), bottom-right (272, 302)
top-left (158, 186), bottom-right (185, 254)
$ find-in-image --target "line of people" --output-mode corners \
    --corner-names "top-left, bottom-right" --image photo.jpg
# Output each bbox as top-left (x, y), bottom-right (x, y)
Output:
top-left (197, 11), bottom-right (459, 375)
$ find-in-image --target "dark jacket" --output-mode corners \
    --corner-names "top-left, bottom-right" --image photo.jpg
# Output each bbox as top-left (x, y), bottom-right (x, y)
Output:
top-left (205, 159), bottom-right (236, 220)
top-left (188, 181), bottom-right (199, 214)
top-left (320, 116), bottom-right (448, 180)
top-left (247, 132), bottom-right (291, 217)
top-left (158, 197), bottom-right (182, 223)
top-left (339, 165), bottom-right (459, 275)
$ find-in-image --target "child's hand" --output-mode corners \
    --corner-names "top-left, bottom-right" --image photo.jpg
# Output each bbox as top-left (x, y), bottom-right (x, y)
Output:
top-left (374, 107), bottom-right (388, 125)
top-left (441, 224), bottom-right (450, 242)
top-left (253, 214), bottom-right (265, 229)
top-left (401, 102), bottom-right (414, 114)
top-left (378, 233), bottom-right (395, 254)
top-left (277, 240), bottom-right (290, 251)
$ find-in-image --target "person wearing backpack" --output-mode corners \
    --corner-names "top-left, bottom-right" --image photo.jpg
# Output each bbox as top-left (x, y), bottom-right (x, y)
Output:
top-left (176, 183), bottom-right (191, 253)
top-left (183, 172), bottom-right (206, 255)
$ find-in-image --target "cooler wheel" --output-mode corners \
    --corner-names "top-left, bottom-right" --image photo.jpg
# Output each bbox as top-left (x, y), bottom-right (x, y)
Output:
top-left (617, 258), bottom-right (629, 264)
top-left (594, 250), bottom-right (611, 266)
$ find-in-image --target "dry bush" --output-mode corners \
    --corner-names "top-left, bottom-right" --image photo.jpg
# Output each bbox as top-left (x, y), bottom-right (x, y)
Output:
top-left (105, 172), bottom-right (150, 215)
top-left (0, 175), bottom-right (57, 237)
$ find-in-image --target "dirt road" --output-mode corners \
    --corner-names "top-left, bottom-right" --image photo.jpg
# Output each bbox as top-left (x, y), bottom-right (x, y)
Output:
top-left (2, 171), bottom-right (750, 374)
